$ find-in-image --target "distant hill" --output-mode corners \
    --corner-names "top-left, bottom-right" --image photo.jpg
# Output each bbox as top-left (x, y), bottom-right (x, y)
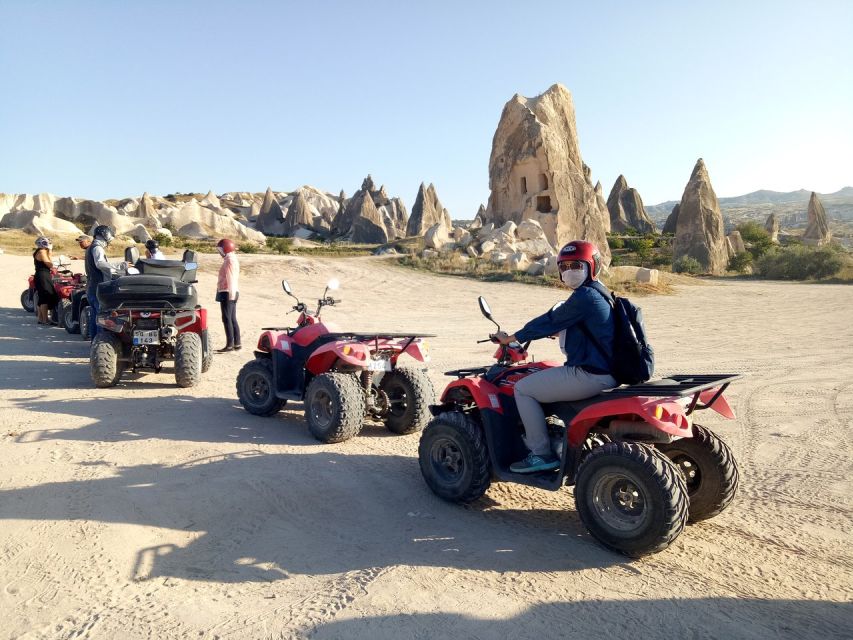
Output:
top-left (646, 187), bottom-right (853, 228)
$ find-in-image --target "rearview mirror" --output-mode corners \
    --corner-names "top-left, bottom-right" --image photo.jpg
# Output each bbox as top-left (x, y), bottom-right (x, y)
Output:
top-left (478, 296), bottom-right (492, 319)
top-left (282, 280), bottom-right (293, 296)
top-left (326, 278), bottom-right (340, 291)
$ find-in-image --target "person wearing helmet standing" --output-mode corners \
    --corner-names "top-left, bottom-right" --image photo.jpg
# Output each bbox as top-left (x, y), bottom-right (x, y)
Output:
top-left (215, 238), bottom-right (241, 352)
top-left (85, 225), bottom-right (126, 337)
top-left (494, 240), bottom-right (617, 473)
top-left (33, 236), bottom-right (58, 325)
top-left (144, 239), bottom-right (165, 260)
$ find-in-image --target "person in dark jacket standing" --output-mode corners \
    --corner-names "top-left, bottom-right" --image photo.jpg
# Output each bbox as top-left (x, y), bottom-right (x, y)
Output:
top-left (494, 240), bottom-right (617, 473)
top-left (215, 238), bottom-right (241, 352)
top-left (32, 236), bottom-right (58, 325)
top-left (85, 225), bottom-right (125, 338)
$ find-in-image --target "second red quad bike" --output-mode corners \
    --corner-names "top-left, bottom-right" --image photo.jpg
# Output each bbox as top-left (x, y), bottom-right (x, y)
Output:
top-left (418, 296), bottom-right (741, 557)
top-left (236, 278), bottom-right (435, 443)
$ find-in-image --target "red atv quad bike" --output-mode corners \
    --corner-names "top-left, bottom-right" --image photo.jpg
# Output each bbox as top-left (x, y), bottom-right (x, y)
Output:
top-left (89, 247), bottom-right (212, 388)
top-left (20, 256), bottom-right (85, 324)
top-left (418, 296), bottom-right (740, 557)
top-left (236, 278), bottom-right (435, 443)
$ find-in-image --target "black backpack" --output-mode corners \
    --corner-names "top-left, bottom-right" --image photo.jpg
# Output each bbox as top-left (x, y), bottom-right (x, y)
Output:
top-left (581, 287), bottom-right (655, 386)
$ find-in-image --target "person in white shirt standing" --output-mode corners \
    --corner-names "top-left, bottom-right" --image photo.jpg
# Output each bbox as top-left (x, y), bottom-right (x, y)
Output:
top-left (215, 238), bottom-right (241, 352)
top-left (144, 239), bottom-right (165, 260)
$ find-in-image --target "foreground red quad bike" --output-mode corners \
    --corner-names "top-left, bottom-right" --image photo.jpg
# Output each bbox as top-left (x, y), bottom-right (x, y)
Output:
top-left (418, 296), bottom-right (740, 557)
top-left (236, 278), bottom-right (435, 443)
top-left (90, 247), bottom-right (212, 388)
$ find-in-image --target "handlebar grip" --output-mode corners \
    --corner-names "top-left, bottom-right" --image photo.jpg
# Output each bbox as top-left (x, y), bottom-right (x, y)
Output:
top-left (476, 338), bottom-right (494, 344)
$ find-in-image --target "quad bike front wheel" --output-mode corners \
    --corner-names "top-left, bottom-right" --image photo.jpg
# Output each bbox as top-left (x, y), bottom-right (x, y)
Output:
top-left (418, 412), bottom-right (491, 503)
top-left (79, 304), bottom-right (92, 341)
top-left (379, 366), bottom-right (435, 435)
top-left (657, 424), bottom-right (739, 522)
top-left (60, 299), bottom-right (78, 334)
top-left (201, 328), bottom-right (213, 373)
top-left (21, 289), bottom-right (35, 313)
top-left (175, 332), bottom-right (203, 388)
top-left (236, 358), bottom-right (285, 416)
top-left (90, 332), bottom-right (124, 388)
top-left (304, 372), bottom-right (365, 443)
top-left (574, 442), bottom-right (688, 557)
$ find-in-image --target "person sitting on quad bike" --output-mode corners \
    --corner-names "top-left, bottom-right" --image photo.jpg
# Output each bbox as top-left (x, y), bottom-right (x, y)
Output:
top-left (494, 240), bottom-right (617, 474)
top-left (85, 225), bottom-right (127, 337)
top-left (145, 239), bottom-right (165, 260)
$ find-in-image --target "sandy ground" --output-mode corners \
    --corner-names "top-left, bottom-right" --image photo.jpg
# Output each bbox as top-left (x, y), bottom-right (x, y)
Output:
top-left (0, 251), bottom-right (851, 640)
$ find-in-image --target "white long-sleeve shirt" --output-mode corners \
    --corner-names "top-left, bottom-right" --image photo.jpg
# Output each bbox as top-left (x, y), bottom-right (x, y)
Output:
top-left (217, 252), bottom-right (239, 301)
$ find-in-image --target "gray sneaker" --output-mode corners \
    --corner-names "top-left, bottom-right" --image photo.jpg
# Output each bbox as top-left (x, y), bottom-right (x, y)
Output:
top-left (510, 453), bottom-right (560, 474)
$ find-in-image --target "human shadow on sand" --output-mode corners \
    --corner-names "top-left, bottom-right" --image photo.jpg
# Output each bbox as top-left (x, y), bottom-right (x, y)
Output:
top-left (0, 307), bottom-right (89, 360)
top-left (0, 450), bottom-right (621, 581)
top-left (11, 393), bottom-right (414, 445)
top-left (309, 598), bottom-right (852, 640)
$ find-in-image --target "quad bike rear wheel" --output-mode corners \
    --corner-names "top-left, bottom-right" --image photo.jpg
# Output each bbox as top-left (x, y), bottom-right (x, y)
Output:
top-left (304, 372), bottom-right (365, 443)
top-left (657, 424), bottom-right (739, 522)
top-left (21, 289), bottom-right (35, 313)
top-left (574, 442), bottom-right (688, 557)
top-left (236, 358), bottom-right (285, 416)
top-left (90, 332), bottom-right (124, 388)
top-left (175, 332), bottom-right (203, 388)
top-left (60, 299), bottom-right (78, 334)
top-left (379, 366), bottom-right (435, 435)
top-left (418, 412), bottom-right (491, 503)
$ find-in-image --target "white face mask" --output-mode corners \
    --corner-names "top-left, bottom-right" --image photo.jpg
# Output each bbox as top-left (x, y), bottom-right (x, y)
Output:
top-left (560, 263), bottom-right (588, 289)
top-left (217, 247), bottom-right (226, 258)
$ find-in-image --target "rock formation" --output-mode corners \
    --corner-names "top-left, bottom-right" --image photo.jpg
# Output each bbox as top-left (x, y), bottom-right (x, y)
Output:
top-left (484, 84), bottom-right (610, 260)
top-left (256, 187), bottom-right (286, 235)
top-left (727, 230), bottom-right (746, 254)
top-left (663, 204), bottom-right (679, 234)
top-left (347, 191), bottom-right (388, 244)
top-left (334, 175), bottom-right (406, 242)
top-left (802, 192), bottom-right (831, 245)
top-left (672, 159), bottom-right (728, 274)
top-left (606, 175), bottom-right (656, 234)
top-left (764, 212), bottom-right (779, 243)
top-left (407, 182), bottom-right (452, 237)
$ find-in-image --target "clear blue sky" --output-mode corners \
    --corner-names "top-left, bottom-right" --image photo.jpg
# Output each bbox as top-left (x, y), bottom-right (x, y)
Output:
top-left (1, 0), bottom-right (851, 217)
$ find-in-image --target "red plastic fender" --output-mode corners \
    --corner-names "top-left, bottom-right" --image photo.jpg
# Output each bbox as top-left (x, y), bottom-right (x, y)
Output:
top-left (305, 341), bottom-right (371, 375)
top-left (178, 308), bottom-right (207, 333)
top-left (567, 396), bottom-right (692, 447)
top-left (255, 330), bottom-right (286, 353)
top-left (699, 388), bottom-right (736, 419)
top-left (401, 339), bottom-right (430, 363)
top-left (440, 377), bottom-right (505, 414)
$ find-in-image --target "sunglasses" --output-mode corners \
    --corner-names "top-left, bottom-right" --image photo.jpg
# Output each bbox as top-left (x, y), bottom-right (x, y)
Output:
top-left (558, 261), bottom-right (585, 272)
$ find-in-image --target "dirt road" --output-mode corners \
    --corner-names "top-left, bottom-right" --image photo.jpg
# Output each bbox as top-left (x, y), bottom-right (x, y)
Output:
top-left (0, 252), bottom-right (850, 639)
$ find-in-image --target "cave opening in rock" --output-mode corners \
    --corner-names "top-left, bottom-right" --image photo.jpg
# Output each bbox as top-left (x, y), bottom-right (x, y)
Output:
top-left (539, 173), bottom-right (548, 190)
top-left (520, 176), bottom-right (527, 194)
top-left (536, 195), bottom-right (552, 213)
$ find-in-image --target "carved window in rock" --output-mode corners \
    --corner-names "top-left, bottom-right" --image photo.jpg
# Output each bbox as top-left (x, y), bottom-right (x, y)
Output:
top-left (520, 177), bottom-right (528, 194)
top-left (539, 173), bottom-right (548, 190)
top-left (536, 195), bottom-right (552, 213)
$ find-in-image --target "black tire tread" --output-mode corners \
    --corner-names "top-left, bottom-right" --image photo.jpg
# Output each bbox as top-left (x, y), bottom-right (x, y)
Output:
top-left (90, 333), bottom-right (122, 388)
top-left (575, 441), bottom-right (688, 557)
top-left (236, 358), bottom-right (285, 416)
top-left (418, 411), bottom-right (491, 503)
top-left (381, 366), bottom-right (436, 435)
top-left (658, 423), bottom-right (739, 522)
top-left (175, 332), bottom-right (203, 388)
top-left (21, 289), bottom-right (35, 313)
top-left (201, 328), bottom-right (213, 373)
top-left (305, 372), bottom-right (365, 443)
top-left (80, 304), bottom-right (92, 341)
top-left (60, 299), bottom-right (78, 334)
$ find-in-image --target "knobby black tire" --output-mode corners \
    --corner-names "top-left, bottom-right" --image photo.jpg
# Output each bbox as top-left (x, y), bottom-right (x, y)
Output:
top-left (304, 372), bottom-right (365, 443)
top-left (574, 441), bottom-right (688, 557)
top-left (201, 329), bottom-right (213, 373)
top-left (21, 289), bottom-right (35, 313)
top-left (175, 332), bottom-right (203, 388)
top-left (90, 332), bottom-right (123, 388)
top-left (236, 358), bottom-right (285, 416)
top-left (418, 411), bottom-right (491, 503)
top-left (80, 304), bottom-right (92, 341)
top-left (657, 424), bottom-right (739, 522)
top-left (380, 366), bottom-right (436, 435)
top-left (60, 299), bottom-right (78, 334)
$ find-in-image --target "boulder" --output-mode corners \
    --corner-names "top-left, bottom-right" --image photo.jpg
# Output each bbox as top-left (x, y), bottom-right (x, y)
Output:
top-left (728, 230), bottom-right (746, 254)
top-left (765, 212), bottom-right (780, 243)
top-left (544, 255), bottom-right (559, 276)
top-left (470, 205), bottom-right (486, 230)
top-left (635, 268), bottom-right (660, 285)
top-left (424, 222), bottom-right (451, 249)
top-left (130, 224), bottom-right (152, 243)
top-left (516, 237), bottom-right (554, 259)
top-left (802, 192), bottom-right (831, 246)
top-left (480, 239), bottom-right (496, 254)
top-left (508, 252), bottom-right (531, 271)
top-left (606, 175), bottom-right (655, 234)
top-left (453, 227), bottom-right (472, 247)
top-left (491, 251), bottom-right (510, 265)
top-left (407, 182), bottom-right (452, 237)
top-left (526, 260), bottom-right (546, 276)
top-left (672, 159), bottom-right (728, 275)
top-left (466, 245), bottom-right (479, 258)
top-left (517, 218), bottom-right (546, 240)
top-left (422, 249), bottom-right (438, 259)
top-left (484, 83), bottom-right (610, 261)
top-left (155, 227), bottom-right (172, 239)
top-left (498, 220), bottom-right (517, 238)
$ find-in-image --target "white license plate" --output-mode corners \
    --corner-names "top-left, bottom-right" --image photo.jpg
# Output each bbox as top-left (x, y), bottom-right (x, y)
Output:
top-left (133, 330), bottom-right (160, 345)
top-left (367, 358), bottom-right (392, 372)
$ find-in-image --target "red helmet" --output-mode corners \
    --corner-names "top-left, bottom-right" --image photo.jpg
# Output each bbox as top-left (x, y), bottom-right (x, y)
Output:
top-left (557, 240), bottom-right (602, 280)
top-left (217, 238), bottom-right (236, 254)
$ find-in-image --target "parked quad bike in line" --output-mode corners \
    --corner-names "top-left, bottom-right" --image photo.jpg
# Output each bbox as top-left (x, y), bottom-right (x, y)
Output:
top-left (418, 296), bottom-right (740, 557)
top-left (89, 247), bottom-right (212, 388)
top-left (237, 278), bottom-right (435, 443)
top-left (20, 256), bottom-right (86, 327)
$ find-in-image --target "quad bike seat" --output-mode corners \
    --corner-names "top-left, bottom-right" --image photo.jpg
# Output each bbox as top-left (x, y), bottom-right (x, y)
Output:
top-left (125, 246), bottom-right (199, 282)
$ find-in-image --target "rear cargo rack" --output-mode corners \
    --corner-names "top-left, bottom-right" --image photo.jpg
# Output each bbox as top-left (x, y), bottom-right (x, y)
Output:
top-left (602, 374), bottom-right (742, 414)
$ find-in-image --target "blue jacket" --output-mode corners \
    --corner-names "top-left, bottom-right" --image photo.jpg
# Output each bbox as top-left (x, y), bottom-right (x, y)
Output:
top-left (514, 281), bottom-right (614, 373)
